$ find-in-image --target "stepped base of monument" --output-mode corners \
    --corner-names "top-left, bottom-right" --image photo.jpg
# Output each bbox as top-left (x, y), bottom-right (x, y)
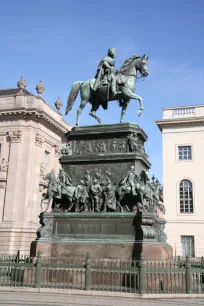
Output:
top-left (31, 212), bottom-right (173, 260)
top-left (33, 241), bottom-right (172, 260)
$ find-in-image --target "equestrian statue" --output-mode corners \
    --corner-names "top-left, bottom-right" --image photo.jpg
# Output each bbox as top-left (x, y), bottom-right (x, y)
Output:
top-left (65, 48), bottom-right (149, 126)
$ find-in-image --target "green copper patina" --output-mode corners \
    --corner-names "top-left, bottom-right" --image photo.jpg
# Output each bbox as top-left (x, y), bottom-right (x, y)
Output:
top-left (65, 49), bottom-right (149, 126)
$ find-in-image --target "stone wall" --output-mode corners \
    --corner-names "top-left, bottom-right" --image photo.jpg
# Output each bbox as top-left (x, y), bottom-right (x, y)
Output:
top-left (0, 87), bottom-right (71, 254)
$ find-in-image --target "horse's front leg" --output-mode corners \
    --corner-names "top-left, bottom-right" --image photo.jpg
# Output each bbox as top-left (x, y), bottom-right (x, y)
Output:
top-left (120, 86), bottom-right (144, 118)
top-left (117, 201), bottom-right (123, 212)
top-left (136, 95), bottom-right (144, 117)
top-left (66, 196), bottom-right (74, 212)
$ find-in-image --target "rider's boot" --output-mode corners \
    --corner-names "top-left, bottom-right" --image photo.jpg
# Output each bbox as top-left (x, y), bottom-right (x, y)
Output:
top-left (55, 188), bottom-right (61, 199)
top-left (111, 77), bottom-right (118, 96)
top-left (132, 187), bottom-right (136, 196)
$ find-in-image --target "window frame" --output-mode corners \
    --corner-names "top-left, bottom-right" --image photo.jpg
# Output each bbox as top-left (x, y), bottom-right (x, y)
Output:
top-left (181, 235), bottom-right (195, 257)
top-left (177, 178), bottom-right (195, 216)
top-left (179, 179), bottom-right (194, 214)
top-left (175, 144), bottom-right (193, 163)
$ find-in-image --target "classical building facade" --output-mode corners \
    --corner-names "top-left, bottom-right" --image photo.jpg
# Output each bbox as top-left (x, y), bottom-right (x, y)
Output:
top-left (156, 105), bottom-right (204, 257)
top-left (0, 78), bottom-right (71, 254)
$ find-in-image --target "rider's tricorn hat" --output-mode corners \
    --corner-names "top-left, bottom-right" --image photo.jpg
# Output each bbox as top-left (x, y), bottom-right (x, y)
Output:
top-left (108, 48), bottom-right (116, 56)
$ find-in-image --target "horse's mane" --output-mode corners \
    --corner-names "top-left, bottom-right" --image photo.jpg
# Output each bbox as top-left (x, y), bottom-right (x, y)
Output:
top-left (118, 55), bottom-right (141, 74)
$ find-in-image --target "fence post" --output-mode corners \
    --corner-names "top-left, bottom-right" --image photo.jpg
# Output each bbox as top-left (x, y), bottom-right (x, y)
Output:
top-left (186, 255), bottom-right (192, 294)
top-left (139, 253), bottom-right (145, 294)
top-left (85, 252), bottom-right (91, 290)
top-left (35, 251), bottom-right (41, 288)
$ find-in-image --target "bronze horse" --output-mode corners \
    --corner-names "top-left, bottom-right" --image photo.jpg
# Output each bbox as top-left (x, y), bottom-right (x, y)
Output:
top-left (65, 55), bottom-right (149, 126)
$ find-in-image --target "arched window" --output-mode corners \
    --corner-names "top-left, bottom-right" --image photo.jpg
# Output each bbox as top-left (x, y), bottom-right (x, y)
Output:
top-left (179, 179), bottom-right (193, 213)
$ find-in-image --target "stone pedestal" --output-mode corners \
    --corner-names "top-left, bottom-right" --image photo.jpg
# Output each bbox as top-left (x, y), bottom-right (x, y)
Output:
top-left (32, 211), bottom-right (172, 260)
top-left (31, 123), bottom-right (172, 260)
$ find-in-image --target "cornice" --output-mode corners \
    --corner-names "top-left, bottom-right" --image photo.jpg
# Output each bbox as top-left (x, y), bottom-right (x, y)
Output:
top-left (167, 219), bottom-right (204, 224)
top-left (155, 116), bottom-right (204, 131)
top-left (0, 109), bottom-right (70, 134)
top-left (162, 104), bottom-right (204, 111)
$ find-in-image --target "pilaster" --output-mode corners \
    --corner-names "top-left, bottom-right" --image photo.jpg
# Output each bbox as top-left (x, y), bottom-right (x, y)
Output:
top-left (29, 132), bottom-right (45, 224)
top-left (3, 130), bottom-right (22, 222)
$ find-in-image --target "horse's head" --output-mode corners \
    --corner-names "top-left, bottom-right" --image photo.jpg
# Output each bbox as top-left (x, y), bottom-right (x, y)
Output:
top-left (137, 54), bottom-right (149, 77)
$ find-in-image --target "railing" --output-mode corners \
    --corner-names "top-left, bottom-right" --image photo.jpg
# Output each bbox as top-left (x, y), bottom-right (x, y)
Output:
top-left (145, 260), bottom-right (186, 293)
top-left (40, 256), bottom-right (86, 290)
top-left (0, 254), bottom-right (35, 287)
top-left (0, 252), bottom-right (203, 294)
top-left (172, 107), bottom-right (196, 117)
top-left (90, 258), bottom-right (139, 293)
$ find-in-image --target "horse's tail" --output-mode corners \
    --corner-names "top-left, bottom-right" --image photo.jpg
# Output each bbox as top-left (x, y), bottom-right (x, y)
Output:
top-left (65, 81), bottom-right (83, 115)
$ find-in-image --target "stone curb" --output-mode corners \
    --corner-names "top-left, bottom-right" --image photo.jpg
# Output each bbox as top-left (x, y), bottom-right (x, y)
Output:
top-left (0, 287), bottom-right (203, 299)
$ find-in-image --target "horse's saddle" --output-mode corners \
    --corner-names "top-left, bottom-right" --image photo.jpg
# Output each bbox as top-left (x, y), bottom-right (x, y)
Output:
top-left (90, 73), bottom-right (127, 92)
top-left (116, 73), bottom-right (127, 85)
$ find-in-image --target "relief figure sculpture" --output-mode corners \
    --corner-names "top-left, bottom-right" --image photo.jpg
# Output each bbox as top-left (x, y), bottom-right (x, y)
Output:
top-left (119, 165), bottom-right (137, 196)
top-left (41, 166), bottom-right (165, 215)
top-left (74, 180), bottom-right (89, 212)
top-left (90, 178), bottom-right (103, 212)
top-left (84, 170), bottom-right (91, 192)
top-left (58, 168), bottom-right (72, 199)
top-left (102, 171), bottom-right (117, 212)
top-left (128, 132), bottom-right (146, 155)
top-left (41, 169), bottom-right (59, 212)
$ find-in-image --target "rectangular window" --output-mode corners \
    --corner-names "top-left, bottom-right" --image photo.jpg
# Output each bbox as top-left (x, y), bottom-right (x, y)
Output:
top-left (44, 151), bottom-right (49, 168)
top-left (178, 145), bottom-right (192, 160)
top-left (181, 236), bottom-right (195, 257)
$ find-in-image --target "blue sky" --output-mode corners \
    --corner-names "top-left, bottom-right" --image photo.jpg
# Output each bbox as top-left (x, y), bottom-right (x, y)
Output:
top-left (0, 0), bottom-right (203, 181)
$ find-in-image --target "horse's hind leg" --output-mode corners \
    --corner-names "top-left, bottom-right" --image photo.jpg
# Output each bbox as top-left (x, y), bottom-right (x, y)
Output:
top-left (76, 83), bottom-right (90, 126)
top-left (89, 103), bottom-right (102, 124)
top-left (76, 99), bottom-right (88, 126)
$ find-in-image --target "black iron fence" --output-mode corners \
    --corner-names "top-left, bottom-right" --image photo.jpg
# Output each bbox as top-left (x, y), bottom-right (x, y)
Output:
top-left (0, 252), bottom-right (203, 294)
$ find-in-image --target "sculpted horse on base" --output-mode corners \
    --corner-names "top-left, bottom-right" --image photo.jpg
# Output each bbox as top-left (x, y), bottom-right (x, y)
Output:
top-left (41, 172), bottom-right (76, 212)
top-left (65, 55), bottom-right (149, 126)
